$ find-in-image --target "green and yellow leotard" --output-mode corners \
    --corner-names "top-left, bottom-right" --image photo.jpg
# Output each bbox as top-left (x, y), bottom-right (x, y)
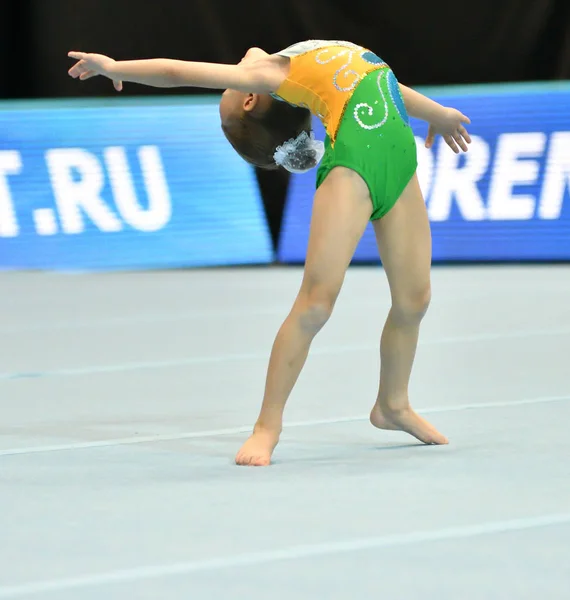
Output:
top-left (273, 40), bottom-right (417, 220)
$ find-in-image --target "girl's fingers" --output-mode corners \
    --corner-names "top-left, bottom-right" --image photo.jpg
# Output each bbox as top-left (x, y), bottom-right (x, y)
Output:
top-left (70, 60), bottom-right (95, 78)
top-left (444, 134), bottom-right (459, 154)
top-left (68, 61), bottom-right (84, 77)
top-left (68, 51), bottom-right (86, 60)
top-left (113, 80), bottom-right (123, 92)
top-left (425, 125), bottom-right (436, 148)
top-left (79, 71), bottom-right (97, 80)
top-left (453, 132), bottom-right (469, 152)
top-left (459, 125), bottom-right (471, 144)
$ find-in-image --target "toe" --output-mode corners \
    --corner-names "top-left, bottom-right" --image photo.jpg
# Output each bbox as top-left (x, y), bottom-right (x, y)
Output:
top-left (235, 453), bottom-right (248, 466)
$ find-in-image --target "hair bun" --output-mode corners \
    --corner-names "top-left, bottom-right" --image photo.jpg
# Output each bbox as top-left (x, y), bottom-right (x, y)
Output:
top-left (273, 131), bottom-right (325, 174)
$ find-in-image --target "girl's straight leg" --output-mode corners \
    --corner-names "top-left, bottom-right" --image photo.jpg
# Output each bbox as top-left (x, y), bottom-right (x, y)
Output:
top-left (235, 167), bottom-right (373, 466)
top-left (370, 173), bottom-right (448, 444)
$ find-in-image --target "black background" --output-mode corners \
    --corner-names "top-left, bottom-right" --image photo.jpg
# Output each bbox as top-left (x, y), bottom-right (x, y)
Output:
top-left (2, 0), bottom-right (569, 246)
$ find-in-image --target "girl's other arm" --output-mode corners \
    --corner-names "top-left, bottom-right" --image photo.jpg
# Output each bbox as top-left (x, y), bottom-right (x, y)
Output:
top-left (398, 84), bottom-right (446, 122)
top-left (398, 83), bottom-right (472, 153)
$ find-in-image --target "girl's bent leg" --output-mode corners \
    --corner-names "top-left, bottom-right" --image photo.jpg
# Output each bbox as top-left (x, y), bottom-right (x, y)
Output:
top-left (370, 173), bottom-right (448, 445)
top-left (236, 167), bottom-right (373, 466)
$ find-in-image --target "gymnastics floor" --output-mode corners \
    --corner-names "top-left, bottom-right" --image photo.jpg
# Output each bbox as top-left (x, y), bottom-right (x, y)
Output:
top-left (0, 265), bottom-right (569, 599)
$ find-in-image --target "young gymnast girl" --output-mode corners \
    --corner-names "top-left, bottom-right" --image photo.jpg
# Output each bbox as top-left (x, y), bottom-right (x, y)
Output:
top-left (68, 40), bottom-right (471, 466)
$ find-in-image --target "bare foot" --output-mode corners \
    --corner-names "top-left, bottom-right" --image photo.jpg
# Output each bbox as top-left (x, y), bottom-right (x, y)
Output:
top-left (235, 427), bottom-right (280, 466)
top-left (370, 403), bottom-right (448, 445)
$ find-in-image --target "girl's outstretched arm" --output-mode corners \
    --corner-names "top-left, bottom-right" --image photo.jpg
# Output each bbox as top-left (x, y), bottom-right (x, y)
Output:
top-left (398, 83), bottom-right (472, 153)
top-left (68, 52), bottom-right (280, 93)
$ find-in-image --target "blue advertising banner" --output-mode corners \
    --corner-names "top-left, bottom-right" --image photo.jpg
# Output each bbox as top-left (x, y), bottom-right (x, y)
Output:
top-left (0, 98), bottom-right (273, 271)
top-left (278, 82), bottom-right (570, 262)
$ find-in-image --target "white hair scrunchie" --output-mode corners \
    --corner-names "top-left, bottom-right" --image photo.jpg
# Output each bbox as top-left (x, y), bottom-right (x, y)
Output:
top-left (273, 131), bottom-right (325, 174)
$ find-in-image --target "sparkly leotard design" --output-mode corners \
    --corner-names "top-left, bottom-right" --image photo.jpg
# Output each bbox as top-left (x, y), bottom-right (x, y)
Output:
top-left (273, 40), bottom-right (391, 145)
top-left (273, 40), bottom-right (417, 220)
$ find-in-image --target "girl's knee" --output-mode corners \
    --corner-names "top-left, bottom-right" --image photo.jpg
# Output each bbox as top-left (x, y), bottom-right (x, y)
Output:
top-left (392, 284), bottom-right (431, 324)
top-left (298, 302), bottom-right (332, 335)
top-left (295, 285), bottom-right (339, 336)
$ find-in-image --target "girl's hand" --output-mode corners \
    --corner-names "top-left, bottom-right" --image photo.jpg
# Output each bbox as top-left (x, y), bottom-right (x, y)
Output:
top-left (425, 107), bottom-right (471, 153)
top-left (68, 51), bottom-right (123, 92)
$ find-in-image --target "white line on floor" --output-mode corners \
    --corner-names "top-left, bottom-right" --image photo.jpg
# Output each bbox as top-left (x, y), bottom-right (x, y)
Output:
top-left (1, 326), bottom-right (569, 381)
top-left (0, 394), bottom-right (568, 457)
top-left (0, 512), bottom-right (568, 598)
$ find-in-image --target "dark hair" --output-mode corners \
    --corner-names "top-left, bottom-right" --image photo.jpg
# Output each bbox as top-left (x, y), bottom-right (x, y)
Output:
top-left (222, 98), bottom-right (316, 171)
